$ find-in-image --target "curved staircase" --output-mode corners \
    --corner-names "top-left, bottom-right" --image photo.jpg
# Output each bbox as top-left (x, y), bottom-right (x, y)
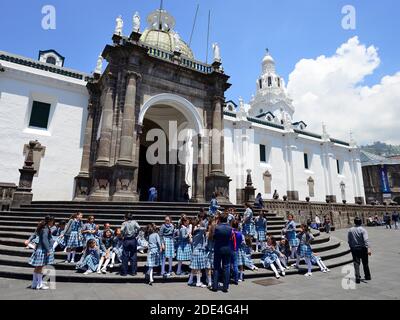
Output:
top-left (0, 202), bottom-right (353, 283)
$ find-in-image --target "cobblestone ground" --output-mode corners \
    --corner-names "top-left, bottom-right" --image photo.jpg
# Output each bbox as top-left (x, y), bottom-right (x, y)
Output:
top-left (0, 227), bottom-right (399, 300)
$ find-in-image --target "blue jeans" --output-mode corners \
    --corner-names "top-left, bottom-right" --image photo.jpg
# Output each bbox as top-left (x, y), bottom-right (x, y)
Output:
top-left (213, 248), bottom-right (232, 291)
top-left (121, 238), bottom-right (137, 275)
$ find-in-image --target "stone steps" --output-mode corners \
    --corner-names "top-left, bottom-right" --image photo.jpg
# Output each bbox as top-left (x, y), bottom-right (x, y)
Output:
top-left (0, 201), bottom-right (352, 284)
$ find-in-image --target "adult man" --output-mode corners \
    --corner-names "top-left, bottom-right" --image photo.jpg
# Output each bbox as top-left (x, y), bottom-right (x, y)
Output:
top-left (347, 217), bottom-right (372, 284)
top-left (392, 211), bottom-right (399, 230)
top-left (148, 186), bottom-right (158, 202)
top-left (383, 212), bottom-right (392, 229)
top-left (120, 213), bottom-right (140, 276)
top-left (211, 212), bottom-right (233, 293)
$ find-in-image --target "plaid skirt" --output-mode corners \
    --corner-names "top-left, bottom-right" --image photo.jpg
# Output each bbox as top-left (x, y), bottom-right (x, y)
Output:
top-left (162, 238), bottom-right (175, 258)
top-left (255, 230), bottom-right (266, 241)
top-left (244, 254), bottom-right (255, 269)
top-left (237, 248), bottom-right (247, 266)
top-left (205, 250), bottom-right (214, 269)
top-left (66, 231), bottom-right (82, 248)
top-left (298, 244), bottom-right (313, 258)
top-left (147, 250), bottom-right (161, 268)
top-left (53, 235), bottom-right (66, 248)
top-left (262, 252), bottom-right (279, 268)
top-left (77, 254), bottom-right (99, 272)
top-left (112, 247), bottom-right (123, 261)
top-left (310, 254), bottom-right (320, 265)
top-left (177, 242), bottom-right (192, 261)
top-left (29, 249), bottom-right (54, 267)
top-left (190, 248), bottom-right (207, 270)
top-left (242, 223), bottom-right (255, 236)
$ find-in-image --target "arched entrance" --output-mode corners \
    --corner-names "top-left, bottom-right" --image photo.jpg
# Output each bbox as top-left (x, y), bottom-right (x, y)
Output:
top-left (137, 94), bottom-right (203, 202)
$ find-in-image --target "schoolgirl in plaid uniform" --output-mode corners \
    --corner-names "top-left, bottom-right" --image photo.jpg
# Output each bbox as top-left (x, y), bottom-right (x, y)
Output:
top-left (97, 229), bottom-right (114, 274)
top-left (81, 216), bottom-right (98, 245)
top-left (110, 228), bottom-right (123, 268)
top-left (146, 224), bottom-right (162, 285)
top-left (242, 203), bottom-right (255, 237)
top-left (277, 237), bottom-right (291, 269)
top-left (29, 216), bottom-right (55, 290)
top-left (51, 220), bottom-right (66, 251)
top-left (137, 229), bottom-right (149, 254)
top-left (64, 212), bottom-right (83, 263)
top-left (76, 239), bottom-right (105, 275)
top-left (311, 253), bottom-right (330, 273)
top-left (261, 237), bottom-right (286, 279)
top-left (254, 212), bottom-right (267, 252)
top-left (283, 213), bottom-right (299, 259)
top-left (176, 218), bottom-right (192, 275)
top-left (237, 235), bottom-right (258, 279)
top-left (205, 219), bottom-right (216, 288)
top-left (24, 232), bottom-right (39, 250)
top-left (208, 193), bottom-right (219, 217)
top-left (188, 219), bottom-right (207, 288)
top-left (295, 224), bottom-right (315, 277)
top-left (159, 216), bottom-right (175, 277)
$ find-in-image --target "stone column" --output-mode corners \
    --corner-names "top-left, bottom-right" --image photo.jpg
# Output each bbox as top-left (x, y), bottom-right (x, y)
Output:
top-left (205, 96), bottom-right (231, 203)
top-left (193, 134), bottom-right (205, 203)
top-left (89, 73), bottom-right (116, 201)
top-left (284, 135), bottom-right (299, 201)
top-left (112, 71), bottom-right (141, 202)
top-left (74, 99), bottom-right (95, 201)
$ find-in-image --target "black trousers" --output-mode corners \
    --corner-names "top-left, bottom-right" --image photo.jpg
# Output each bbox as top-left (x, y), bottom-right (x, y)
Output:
top-left (351, 247), bottom-right (371, 280)
top-left (121, 238), bottom-right (137, 275)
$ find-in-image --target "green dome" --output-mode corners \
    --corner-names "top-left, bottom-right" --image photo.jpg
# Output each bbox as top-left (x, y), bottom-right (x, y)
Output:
top-left (139, 10), bottom-right (194, 60)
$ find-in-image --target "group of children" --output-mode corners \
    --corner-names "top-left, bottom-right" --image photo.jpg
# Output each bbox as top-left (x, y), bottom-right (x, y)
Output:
top-left (26, 207), bottom-right (330, 290)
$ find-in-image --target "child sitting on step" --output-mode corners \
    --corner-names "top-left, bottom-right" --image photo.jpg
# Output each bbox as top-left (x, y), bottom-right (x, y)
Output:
top-left (311, 252), bottom-right (330, 273)
top-left (24, 232), bottom-right (39, 250)
top-left (76, 239), bottom-right (104, 275)
top-left (97, 229), bottom-right (114, 274)
top-left (237, 235), bottom-right (258, 282)
top-left (110, 228), bottom-right (123, 268)
top-left (137, 229), bottom-right (149, 254)
top-left (51, 220), bottom-right (66, 251)
top-left (261, 237), bottom-right (286, 279)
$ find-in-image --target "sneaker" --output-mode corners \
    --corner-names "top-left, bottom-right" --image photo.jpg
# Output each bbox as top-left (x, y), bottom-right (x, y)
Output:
top-left (36, 284), bottom-right (49, 290)
top-left (322, 269), bottom-right (327, 273)
top-left (253, 266), bottom-right (259, 271)
top-left (84, 270), bottom-right (93, 275)
top-left (97, 270), bottom-right (102, 274)
top-left (109, 264), bottom-right (114, 269)
top-left (275, 274), bottom-right (280, 279)
top-left (238, 279), bottom-right (243, 282)
top-left (304, 272), bottom-right (312, 277)
top-left (139, 250), bottom-right (145, 254)
top-left (148, 280), bottom-right (154, 286)
top-left (326, 268), bottom-right (331, 272)
top-left (64, 260), bottom-right (70, 264)
top-left (281, 270), bottom-right (286, 277)
top-left (101, 268), bottom-right (107, 274)
top-left (196, 283), bottom-right (207, 288)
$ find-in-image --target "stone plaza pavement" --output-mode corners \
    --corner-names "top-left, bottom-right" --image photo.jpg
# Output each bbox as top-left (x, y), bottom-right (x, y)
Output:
top-left (0, 227), bottom-right (399, 300)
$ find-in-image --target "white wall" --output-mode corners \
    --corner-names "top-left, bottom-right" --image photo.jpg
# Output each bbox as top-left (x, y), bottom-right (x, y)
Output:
top-left (0, 62), bottom-right (88, 201)
top-left (224, 117), bottom-right (364, 204)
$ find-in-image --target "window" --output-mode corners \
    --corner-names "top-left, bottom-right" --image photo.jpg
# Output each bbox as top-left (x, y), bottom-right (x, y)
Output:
top-left (260, 144), bottom-right (266, 162)
top-left (337, 159), bottom-right (342, 174)
top-left (46, 56), bottom-right (56, 65)
top-left (268, 77), bottom-right (272, 87)
top-left (29, 101), bottom-right (51, 129)
top-left (277, 78), bottom-right (281, 87)
top-left (259, 79), bottom-right (262, 89)
top-left (304, 153), bottom-right (309, 170)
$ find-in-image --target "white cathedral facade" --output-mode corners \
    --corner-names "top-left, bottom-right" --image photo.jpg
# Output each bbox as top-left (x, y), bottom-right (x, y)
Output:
top-left (0, 9), bottom-right (365, 204)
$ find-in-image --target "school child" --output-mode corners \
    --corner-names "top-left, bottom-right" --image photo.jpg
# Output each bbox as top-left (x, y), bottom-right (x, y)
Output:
top-left (311, 253), bottom-right (330, 273)
top-left (28, 216), bottom-right (55, 290)
top-left (277, 237), bottom-right (291, 269)
top-left (188, 219), bottom-right (207, 288)
top-left (261, 237), bottom-right (286, 279)
top-left (227, 208), bottom-right (235, 225)
top-left (110, 228), bottom-right (123, 268)
top-left (81, 216), bottom-right (99, 245)
top-left (137, 229), bottom-right (149, 254)
top-left (24, 232), bottom-right (39, 250)
top-left (102, 223), bottom-right (114, 235)
top-left (237, 235), bottom-right (258, 282)
top-left (295, 224), bottom-right (315, 277)
top-left (159, 216), bottom-right (175, 277)
top-left (282, 213), bottom-right (299, 259)
top-left (209, 193), bottom-right (219, 217)
top-left (230, 220), bottom-right (243, 284)
top-left (176, 217), bottom-right (192, 275)
top-left (205, 219), bottom-right (216, 288)
top-left (64, 212), bottom-right (84, 264)
top-left (146, 224), bottom-right (162, 285)
top-left (51, 220), bottom-right (67, 251)
top-left (242, 203), bottom-right (255, 237)
top-left (97, 229), bottom-right (114, 274)
top-left (76, 239), bottom-right (104, 275)
top-left (254, 211), bottom-right (267, 252)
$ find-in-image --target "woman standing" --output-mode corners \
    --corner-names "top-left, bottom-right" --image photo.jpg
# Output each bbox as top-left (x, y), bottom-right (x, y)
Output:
top-left (29, 216), bottom-right (55, 290)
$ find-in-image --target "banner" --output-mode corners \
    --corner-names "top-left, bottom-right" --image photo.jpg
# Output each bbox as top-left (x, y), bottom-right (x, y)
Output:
top-left (379, 165), bottom-right (391, 193)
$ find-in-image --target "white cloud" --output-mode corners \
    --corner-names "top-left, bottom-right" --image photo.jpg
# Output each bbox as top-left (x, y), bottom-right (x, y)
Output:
top-left (287, 36), bottom-right (400, 145)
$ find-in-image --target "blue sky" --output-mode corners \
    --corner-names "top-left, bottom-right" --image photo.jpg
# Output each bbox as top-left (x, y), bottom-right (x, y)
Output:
top-left (1, 0), bottom-right (400, 144)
